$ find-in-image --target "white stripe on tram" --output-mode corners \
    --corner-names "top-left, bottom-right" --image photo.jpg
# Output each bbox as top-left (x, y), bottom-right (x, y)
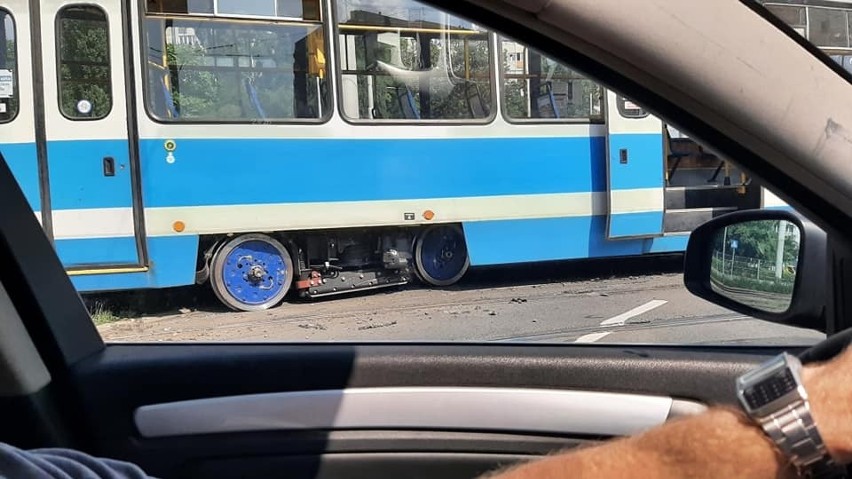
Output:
top-left (32, 189), bottom-right (665, 239)
top-left (144, 189), bottom-right (663, 236)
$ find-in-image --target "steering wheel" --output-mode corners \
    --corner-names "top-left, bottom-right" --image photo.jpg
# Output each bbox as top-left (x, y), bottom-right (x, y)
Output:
top-left (799, 327), bottom-right (852, 364)
top-left (797, 328), bottom-right (852, 477)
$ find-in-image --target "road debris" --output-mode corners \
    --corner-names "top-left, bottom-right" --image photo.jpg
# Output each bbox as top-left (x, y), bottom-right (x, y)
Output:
top-left (358, 321), bottom-right (398, 331)
top-left (298, 323), bottom-right (327, 331)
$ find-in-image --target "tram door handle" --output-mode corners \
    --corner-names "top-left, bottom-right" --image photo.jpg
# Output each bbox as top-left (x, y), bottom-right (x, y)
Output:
top-left (103, 157), bottom-right (116, 177)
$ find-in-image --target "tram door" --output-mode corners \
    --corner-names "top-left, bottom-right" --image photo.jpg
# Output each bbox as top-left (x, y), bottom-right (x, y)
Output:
top-left (37, 0), bottom-right (145, 269)
top-left (604, 90), bottom-right (666, 239)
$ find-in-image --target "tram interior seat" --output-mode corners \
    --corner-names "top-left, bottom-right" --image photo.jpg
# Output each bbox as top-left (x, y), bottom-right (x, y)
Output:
top-left (664, 126), bottom-right (733, 186)
top-left (664, 127), bottom-right (690, 186)
top-left (161, 77), bottom-right (179, 119)
top-left (466, 82), bottom-right (490, 118)
top-left (244, 78), bottom-right (268, 120)
top-left (396, 86), bottom-right (420, 120)
top-left (535, 82), bottom-right (560, 119)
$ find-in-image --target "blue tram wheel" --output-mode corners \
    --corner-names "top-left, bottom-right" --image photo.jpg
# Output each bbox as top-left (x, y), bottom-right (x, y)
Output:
top-left (414, 224), bottom-right (470, 287)
top-left (210, 234), bottom-right (294, 311)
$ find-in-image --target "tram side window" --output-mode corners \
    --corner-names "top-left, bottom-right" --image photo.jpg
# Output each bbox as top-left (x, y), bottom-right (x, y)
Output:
top-left (143, 15), bottom-right (328, 122)
top-left (501, 39), bottom-right (602, 122)
top-left (0, 10), bottom-right (18, 123)
top-left (763, 4), bottom-right (807, 37)
top-left (147, 0), bottom-right (320, 20)
top-left (57, 6), bottom-right (112, 120)
top-left (808, 7), bottom-right (848, 48)
top-left (763, 3), bottom-right (851, 47)
top-left (762, 2), bottom-right (852, 73)
top-left (336, 0), bottom-right (493, 121)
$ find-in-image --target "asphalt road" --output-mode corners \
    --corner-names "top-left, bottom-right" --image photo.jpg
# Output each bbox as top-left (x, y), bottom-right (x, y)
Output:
top-left (96, 255), bottom-right (825, 346)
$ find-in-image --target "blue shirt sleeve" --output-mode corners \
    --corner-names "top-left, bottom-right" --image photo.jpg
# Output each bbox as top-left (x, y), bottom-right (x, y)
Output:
top-left (0, 443), bottom-right (154, 479)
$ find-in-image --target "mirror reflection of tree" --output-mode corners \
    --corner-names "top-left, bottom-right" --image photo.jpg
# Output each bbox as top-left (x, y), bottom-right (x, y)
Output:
top-left (711, 220), bottom-right (799, 299)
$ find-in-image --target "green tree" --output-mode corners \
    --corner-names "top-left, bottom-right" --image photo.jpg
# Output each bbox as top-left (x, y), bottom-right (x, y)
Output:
top-left (156, 22), bottom-right (324, 121)
top-left (723, 221), bottom-right (799, 264)
top-left (713, 220), bottom-right (800, 283)
top-left (436, 37), bottom-right (492, 119)
top-left (58, 8), bottom-right (111, 118)
top-left (500, 44), bottom-right (602, 120)
top-left (502, 78), bottom-right (527, 118)
top-left (166, 43), bottom-right (218, 118)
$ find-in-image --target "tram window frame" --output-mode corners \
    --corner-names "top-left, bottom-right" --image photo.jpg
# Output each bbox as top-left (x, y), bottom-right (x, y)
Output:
top-left (763, 2), bottom-right (852, 48)
top-left (499, 37), bottom-right (604, 125)
top-left (0, 9), bottom-right (19, 124)
top-left (808, 6), bottom-right (850, 48)
top-left (763, 3), bottom-right (807, 36)
top-left (140, 4), bottom-right (332, 125)
top-left (56, 5), bottom-right (113, 121)
top-left (147, 0), bottom-right (321, 22)
top-left (331, 0), bottom-right (497, 125)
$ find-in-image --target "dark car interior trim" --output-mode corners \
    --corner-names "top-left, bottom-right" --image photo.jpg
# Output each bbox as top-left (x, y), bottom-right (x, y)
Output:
top-left (60, 343), bottom-right (795, 477)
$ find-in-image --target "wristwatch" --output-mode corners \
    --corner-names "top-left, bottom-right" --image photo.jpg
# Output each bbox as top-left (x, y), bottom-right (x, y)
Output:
top-left (736, 352), bottom-right (846, 478)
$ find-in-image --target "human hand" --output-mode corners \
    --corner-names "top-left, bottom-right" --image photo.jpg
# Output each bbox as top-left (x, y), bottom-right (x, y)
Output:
top-left (803, 345), bottom-right (852, 464)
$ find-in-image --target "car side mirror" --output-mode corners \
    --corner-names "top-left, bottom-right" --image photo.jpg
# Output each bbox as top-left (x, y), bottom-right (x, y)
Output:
top-left (684, 210), bottom-right (827, 332)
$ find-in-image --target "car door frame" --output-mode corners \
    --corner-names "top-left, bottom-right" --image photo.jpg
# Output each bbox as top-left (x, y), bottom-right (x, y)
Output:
top-left (3, 0), bottom-right (852, 475)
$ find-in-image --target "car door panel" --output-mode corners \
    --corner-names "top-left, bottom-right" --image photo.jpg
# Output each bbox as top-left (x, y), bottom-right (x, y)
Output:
top-left (185, 453), bottom-right (534, 479)
top-left (61, 344), bottom-right (794, 478)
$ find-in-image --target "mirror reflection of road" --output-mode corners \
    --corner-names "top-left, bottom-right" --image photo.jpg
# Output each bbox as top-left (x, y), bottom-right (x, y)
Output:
top-left (711, 283), bottom-right (792, 315)
top-left (96, 255), bottom-right (824, 346)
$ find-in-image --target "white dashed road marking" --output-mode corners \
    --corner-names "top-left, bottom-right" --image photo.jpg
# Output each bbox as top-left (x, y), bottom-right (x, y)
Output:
top-left (573, 299), bottom-right (670, 343)
top-left (599, 300), bottom-right (668, 327)
top-left (574, 332), bottom-right (613, 343)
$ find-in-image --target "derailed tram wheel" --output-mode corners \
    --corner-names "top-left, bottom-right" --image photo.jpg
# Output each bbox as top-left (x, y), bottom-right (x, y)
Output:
top-left (414, 224), bottom-right (470, 287)
top-left (210, 234), bottom-right (294, 311)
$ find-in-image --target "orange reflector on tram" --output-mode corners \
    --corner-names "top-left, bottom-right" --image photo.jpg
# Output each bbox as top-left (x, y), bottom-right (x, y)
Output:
top-left (173, 221), bottom-right (186, 233)
top-left (423, 210), bottom-right (435, 220)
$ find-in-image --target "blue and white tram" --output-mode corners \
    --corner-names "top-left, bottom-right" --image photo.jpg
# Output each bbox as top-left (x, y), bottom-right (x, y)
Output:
top-left (0, 0), bottom-right (774, 310)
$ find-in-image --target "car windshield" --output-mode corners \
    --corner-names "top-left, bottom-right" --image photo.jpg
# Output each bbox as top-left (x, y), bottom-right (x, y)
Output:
top-left (0, 0), bottom-right (839, 347)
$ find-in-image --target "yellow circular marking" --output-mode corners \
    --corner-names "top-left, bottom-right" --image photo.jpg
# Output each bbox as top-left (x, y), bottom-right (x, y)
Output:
top-left (164, 140), bottom-right (177, 152)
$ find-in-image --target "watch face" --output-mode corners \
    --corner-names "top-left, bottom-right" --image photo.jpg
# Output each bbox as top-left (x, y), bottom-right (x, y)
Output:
top-left (743, 368), bottom-right (797, 410)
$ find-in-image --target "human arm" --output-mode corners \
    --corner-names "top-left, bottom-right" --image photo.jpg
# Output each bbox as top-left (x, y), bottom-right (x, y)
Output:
top-left (0, 442), bottom-right (154, 479)
top-left (485, 347), bottom-right (852, 479)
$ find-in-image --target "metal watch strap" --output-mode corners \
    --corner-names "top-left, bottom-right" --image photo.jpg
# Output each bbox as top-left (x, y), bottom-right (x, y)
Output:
top-left (758, 400), bottom-right (845, 478)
